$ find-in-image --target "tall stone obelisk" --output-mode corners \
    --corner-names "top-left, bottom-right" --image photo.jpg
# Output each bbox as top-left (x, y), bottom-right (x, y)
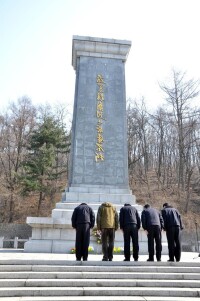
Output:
top-left (24, 36), bottom-right (145, 253)
top-left (69, 36), bottom-right (130, 190)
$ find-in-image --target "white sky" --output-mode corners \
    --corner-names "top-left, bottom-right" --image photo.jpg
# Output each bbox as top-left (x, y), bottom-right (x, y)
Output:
top-left (0, 0), bottom-right (200, 114)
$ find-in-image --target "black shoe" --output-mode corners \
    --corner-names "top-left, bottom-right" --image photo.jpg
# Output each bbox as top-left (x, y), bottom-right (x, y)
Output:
top-left (157, 259), bottom-right (161, 262)
top-left (83, 259), bottom-right (87, 261)
top-left (167, 259), bottom-right (174, 262)
top-left (147, 258), bottom-right (154, 262)
top-left (134, 259), bottom-right (138, 262)
top-left (102, 258), bottom-right (108, 261)
top-left (109, 259), bottom-right (112, 261)
top-left (123, 259), bottom-right (130, 261)
top-left (76, 259), bottom-right (81, 261)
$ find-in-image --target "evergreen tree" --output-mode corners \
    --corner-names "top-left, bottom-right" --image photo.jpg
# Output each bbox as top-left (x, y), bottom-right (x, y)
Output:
top-left (20, 116), bottom-right (70, 214)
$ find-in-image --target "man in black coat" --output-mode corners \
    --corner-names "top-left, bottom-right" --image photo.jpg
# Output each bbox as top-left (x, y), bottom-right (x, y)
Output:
top-left (161, 203), bottom-right (183, 262)
top-left (119, 203), bottom-right (141, 261)
top-left (141, 204), bottom-right (164, 262)
top-left (71, 203), bottom-right (95, 261)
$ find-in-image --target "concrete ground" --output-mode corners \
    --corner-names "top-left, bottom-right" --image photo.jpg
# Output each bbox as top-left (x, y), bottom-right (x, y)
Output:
top-left (0, 249), bottom-right (199, 263)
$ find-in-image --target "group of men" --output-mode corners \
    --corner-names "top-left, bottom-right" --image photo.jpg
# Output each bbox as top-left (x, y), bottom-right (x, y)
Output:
top-left (71, 201), bottom-right (183, 262)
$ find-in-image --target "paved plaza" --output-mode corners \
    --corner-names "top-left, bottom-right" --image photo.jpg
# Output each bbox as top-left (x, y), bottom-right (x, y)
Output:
top-left (0, 249), bottom-right (199, 263)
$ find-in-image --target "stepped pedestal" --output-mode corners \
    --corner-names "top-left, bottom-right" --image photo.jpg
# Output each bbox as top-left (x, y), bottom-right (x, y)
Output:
top-left (25, 186), bottom-right (140, 253)
top-left (24, 186), bottom-right (167, 254)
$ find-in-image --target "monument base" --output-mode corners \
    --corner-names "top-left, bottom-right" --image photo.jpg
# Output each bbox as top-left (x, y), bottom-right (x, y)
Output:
top-left (24, 186), bottom-right (168, 255)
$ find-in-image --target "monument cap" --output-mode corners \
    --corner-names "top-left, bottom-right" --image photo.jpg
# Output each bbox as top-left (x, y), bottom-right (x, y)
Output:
top-left (72, 35), bottom-right (132, 70)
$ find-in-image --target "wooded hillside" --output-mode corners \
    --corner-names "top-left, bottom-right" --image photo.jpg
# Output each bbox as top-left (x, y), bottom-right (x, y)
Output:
top-left (127, 70), bottom-right (200, 230)
top-left (0, 97), bottom-right (70, 223)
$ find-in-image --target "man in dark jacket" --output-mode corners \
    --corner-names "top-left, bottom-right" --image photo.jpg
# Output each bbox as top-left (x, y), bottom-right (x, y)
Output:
top-left (161, 203), bottom-right (183, 262)
top-left (97, 202), bottom-right (118, 261)
top-left (71, 203), bottom-right (95, 261)
top-left (119, 203), bottom-right (141, 261)
top-left (141, 204), bottom-right (164, 262)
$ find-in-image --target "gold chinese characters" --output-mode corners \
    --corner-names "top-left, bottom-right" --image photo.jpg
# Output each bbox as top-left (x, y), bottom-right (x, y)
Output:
top-left (95, 74), bottom-right (105, 162)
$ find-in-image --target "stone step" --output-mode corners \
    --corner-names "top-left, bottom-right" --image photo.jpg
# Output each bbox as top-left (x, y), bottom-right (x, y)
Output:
top-left (0, 271), bottom-right (200, 280)
top-left (1, 264), bottom-right (200, 274)
top-left (0, 287), bottom-right (199, 298)
top-left (0, 260), bottom-right (200, 268)
top-left (52, 205), bottom-right (143, 221)
top-left (0, 297), bottom-right (199, 301)
top-left (67, 186), bottom-right (132, 194)
top-left (54, 202), bottom-right (143, 211)
top-left (62, 192), bottom-right (136, 204)
top-left (0, 278), bottom-right (200, 288)
top-left (52, 207), bottom-right (144, 219)
top-left (0, 259), bottom-right (199, 299)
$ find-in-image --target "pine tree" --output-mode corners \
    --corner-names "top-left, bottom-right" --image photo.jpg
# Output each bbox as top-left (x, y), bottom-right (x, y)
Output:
top-left (20, 116), bottom-right (70, 215)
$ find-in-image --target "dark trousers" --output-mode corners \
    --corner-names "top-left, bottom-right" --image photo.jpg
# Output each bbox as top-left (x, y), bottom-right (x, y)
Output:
top-left (147, 225), bottom-right (162, 260)
top-left (123, 224), bottom-right (139, 260)
top-left (101, 228), bottom-right (115, 260)
top-left (75, 223), bottom-right (90, 260)
top-left (166, 226), bottom-right (181, 261)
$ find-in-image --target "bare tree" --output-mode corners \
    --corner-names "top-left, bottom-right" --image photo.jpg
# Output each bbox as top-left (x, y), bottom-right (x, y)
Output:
top-left (160, 69), bottom-right (199, 191)
top-left (127, 71), bottom-right (200, 213)
top-left (127, 99), bottom-right (152, 197)
top-left (0, 97), bottom-right (37, 222)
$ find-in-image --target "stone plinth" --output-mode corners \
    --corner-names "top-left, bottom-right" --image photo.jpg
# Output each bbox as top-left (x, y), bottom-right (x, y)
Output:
top-left (24, 189), bottom-right (168, 254)
top-left (25, 188), bottom-right (141, 253)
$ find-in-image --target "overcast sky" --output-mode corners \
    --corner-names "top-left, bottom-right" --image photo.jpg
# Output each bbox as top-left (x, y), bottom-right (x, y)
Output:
top-left (0, 0), bottom-right (200, 113)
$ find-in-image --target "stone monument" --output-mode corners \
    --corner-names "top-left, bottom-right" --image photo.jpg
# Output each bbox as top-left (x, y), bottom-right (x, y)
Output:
top-left (24, 36), bottom-right (151, 253)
